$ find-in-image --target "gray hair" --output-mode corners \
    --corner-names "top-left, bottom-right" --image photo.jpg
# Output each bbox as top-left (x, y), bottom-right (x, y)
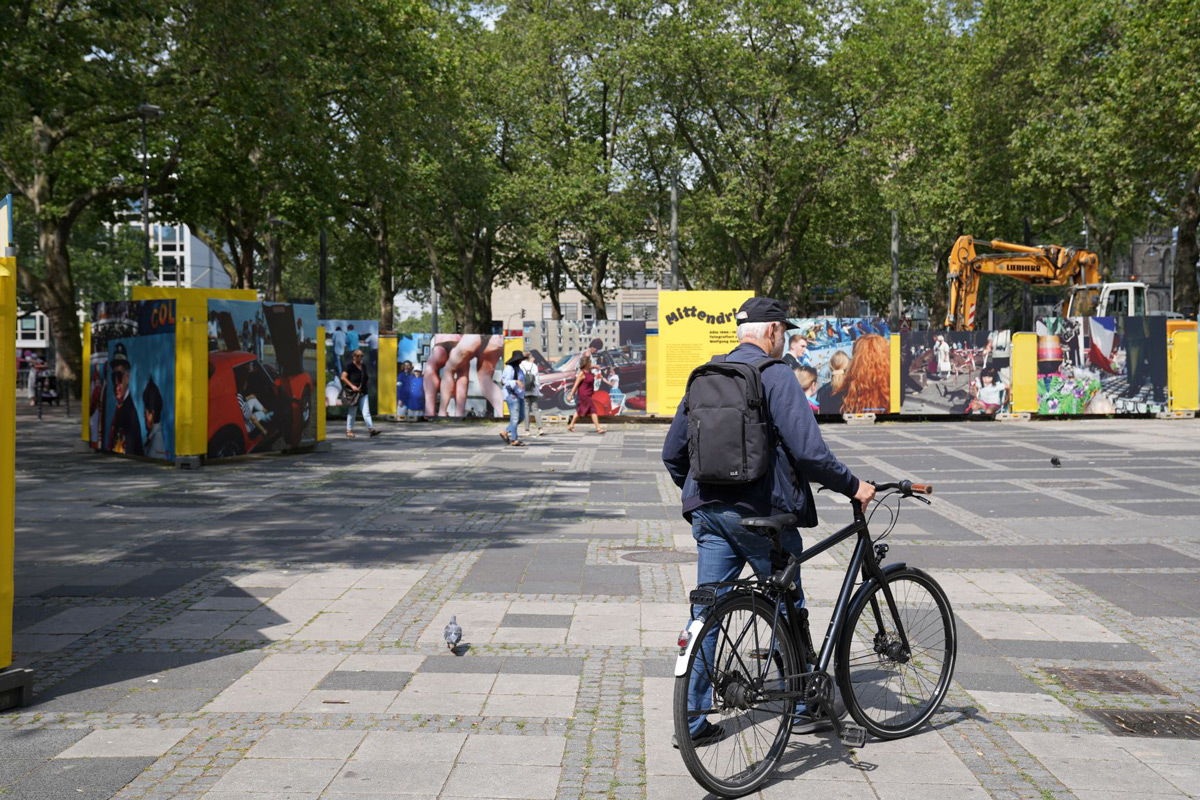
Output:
top-left (736, 321), bottom-right (776, 342)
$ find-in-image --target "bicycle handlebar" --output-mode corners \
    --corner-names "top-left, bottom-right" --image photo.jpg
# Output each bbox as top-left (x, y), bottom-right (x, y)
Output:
top-left (870, 479), bottom-right (933, 497)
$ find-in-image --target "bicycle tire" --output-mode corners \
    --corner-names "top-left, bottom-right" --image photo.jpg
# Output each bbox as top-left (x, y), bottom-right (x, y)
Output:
top-left (673, 591), bottom-right (800, 798)
top-left (835, 567), bottom-right (956, 740)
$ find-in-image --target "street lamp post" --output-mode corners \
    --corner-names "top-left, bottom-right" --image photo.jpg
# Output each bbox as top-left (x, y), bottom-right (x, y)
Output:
top-left (138, 103), bottom-right (163, 286)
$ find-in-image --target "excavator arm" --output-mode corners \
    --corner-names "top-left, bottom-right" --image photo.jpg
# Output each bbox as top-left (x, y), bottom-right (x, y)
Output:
top-left (944, 235), bottom-right (1100, 330)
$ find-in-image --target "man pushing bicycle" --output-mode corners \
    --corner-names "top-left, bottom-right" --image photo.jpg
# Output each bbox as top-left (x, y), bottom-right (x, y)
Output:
top-left (662, 297), bottom-right (876, 748)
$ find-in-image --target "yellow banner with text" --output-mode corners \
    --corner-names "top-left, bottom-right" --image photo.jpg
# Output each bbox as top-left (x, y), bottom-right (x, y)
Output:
top-left (656, 290), bottom-right (755, 414)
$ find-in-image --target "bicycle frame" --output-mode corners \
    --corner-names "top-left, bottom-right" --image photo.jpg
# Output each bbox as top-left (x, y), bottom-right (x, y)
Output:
top-left (680, 500), bottom-right (914, 710)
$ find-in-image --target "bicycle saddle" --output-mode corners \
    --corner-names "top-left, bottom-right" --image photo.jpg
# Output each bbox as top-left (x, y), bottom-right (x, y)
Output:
top-left (741, 513), bottom-right (797, 533)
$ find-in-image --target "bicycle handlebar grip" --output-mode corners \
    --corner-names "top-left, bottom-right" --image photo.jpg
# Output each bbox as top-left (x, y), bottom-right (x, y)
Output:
top-left (910, 483), bottom-right (933, 495)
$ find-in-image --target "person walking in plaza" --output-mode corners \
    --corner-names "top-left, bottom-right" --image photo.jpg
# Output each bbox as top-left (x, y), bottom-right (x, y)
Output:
top-left (662, 297), bottom-right (875, 747)
top-left (566, 353), bottom-right (605, 434)
top-left (499, 350), bottom-right (527, 446)
top-left (341, 349), bottom-right (379, 438)
top-left (518, 352), bottom-right (544, 436)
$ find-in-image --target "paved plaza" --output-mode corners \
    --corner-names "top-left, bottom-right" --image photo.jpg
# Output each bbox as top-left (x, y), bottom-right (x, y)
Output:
top-left (5, 408), bottom-right (1200, 800)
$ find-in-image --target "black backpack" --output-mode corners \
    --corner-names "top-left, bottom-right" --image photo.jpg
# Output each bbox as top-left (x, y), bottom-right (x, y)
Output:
top-left (684, 355), bottom-right (783, 484)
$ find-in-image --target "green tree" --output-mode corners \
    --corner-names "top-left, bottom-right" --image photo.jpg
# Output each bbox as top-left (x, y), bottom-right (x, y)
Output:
top-left (0, 0), bottom-right (176, 384)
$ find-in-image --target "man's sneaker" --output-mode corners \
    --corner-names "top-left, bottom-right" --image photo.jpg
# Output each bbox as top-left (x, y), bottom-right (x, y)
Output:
top-left (671, 722), bottom-right (724, 749)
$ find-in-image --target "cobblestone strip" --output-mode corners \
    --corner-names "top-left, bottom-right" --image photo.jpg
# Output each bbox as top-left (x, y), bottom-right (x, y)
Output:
top-left (935, 687), bottom-right (1074, 799)
top-left (370, 543), bottom-right (487, 646)
top-left (112, 728), bottom-right (258, 800)
top-left (558, 653), bottom-right (645, 800)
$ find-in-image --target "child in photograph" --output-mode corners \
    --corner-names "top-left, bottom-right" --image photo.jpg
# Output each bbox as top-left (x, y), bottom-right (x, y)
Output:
top-left (142, 377), bottom-right (170, 459)
top-left (967, 368), bottom-right (1007, 414)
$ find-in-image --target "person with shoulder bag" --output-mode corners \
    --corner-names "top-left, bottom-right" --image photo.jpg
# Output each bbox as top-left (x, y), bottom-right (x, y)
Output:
top-left (341, 349), bottom-right (379, 438)
top-left (519, 355), bottom-right (544, 436)
top-left (499, 350), bottom-right (528, 446)
top-left (662, 297), bottom-right (876, 747)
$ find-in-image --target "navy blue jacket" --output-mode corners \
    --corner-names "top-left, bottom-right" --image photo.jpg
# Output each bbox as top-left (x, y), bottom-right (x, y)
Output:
top-left (662, 342), bottom-right (859, 526)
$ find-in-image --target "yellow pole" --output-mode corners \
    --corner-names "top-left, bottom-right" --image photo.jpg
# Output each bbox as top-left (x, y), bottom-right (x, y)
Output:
top-left (1, 196), bottom-right (16, 673)
top-left (316, 326), bottom-right (327, 441)
top-left (81, 323), bottom-right (91, 444)
top-left (645, 334), bottom-right (659, 415)
top-left (1168, 330), bottom-right (1199, 413)
top-left (377, 334), bottom-right (397, 417)
top-left (889, 334), bottom-right (901, 413)
top-left (1011, 332), bottom-right (1038, 413)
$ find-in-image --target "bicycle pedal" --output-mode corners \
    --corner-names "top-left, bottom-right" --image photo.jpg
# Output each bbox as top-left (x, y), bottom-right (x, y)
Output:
top-left (839, 723), bottom-right (867, 748)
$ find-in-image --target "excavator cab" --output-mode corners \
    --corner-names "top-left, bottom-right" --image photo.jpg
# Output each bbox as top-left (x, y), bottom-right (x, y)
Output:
top-left (1065, 283), bottom-right (1147, 318)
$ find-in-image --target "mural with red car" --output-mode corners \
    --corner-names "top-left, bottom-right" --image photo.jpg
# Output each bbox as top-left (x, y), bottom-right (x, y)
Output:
top-left (207, 300), bottom-right (318, 458)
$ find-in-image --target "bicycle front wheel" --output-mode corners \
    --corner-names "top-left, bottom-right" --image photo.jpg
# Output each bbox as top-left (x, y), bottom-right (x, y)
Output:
top-left (836, 567), bottom-right (956, 739)
top-left (673, 592), bottom-right (800, 798)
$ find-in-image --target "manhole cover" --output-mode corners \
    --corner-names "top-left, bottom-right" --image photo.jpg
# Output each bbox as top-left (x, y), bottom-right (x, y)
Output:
top-left (1085, 709), bottom-right (1200, 739)
top-left (1047, 668), bottom-right (1175, 696)
top-left (621, 550), bottom-right (697, 564)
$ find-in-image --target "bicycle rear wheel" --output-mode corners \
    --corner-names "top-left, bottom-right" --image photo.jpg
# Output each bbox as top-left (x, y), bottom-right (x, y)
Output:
top-left (836, 567), bottom-right (956, 739)
top-left (673, 592), bottom-right (800, 798)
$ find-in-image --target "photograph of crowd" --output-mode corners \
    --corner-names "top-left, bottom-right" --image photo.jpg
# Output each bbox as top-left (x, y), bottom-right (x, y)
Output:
top-left (88, 300), bottom-right (176, 461)
top-left (784, 317), bottom-right (891, 415)
top-left (322, 320), bottom-right (380, 416)
top-left (521, 320), bottom-right (647, 415)
top-left (900, 331), bottom-right (1012, 415)
top-left (207, 300), bottom-right (319, 457)
top-left (1035, 316), bottom-right (1168, 415)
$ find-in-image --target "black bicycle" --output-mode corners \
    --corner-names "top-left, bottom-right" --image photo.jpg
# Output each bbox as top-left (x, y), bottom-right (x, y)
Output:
top-left (672, 480), bottom-right (957, 798)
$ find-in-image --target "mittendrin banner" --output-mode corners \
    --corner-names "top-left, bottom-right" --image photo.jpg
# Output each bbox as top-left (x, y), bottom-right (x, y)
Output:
top-left (656, 290), bottom-right (754, 413)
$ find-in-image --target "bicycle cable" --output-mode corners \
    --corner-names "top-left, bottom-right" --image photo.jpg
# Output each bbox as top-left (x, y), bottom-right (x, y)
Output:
top-left (867, 489), bottom-right (903, 543)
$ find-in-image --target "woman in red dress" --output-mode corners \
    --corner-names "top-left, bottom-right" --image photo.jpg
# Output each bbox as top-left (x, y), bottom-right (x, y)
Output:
top-left (566, 353), bottom-right (606, 434)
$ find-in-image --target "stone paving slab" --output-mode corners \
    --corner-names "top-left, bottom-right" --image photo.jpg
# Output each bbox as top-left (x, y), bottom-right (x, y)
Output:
top-left (5, 410), bottom-right (1200, 799)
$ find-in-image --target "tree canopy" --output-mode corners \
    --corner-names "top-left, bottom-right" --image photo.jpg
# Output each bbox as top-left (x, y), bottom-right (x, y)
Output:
top-left (2, 0), bottom-right (1197, 381)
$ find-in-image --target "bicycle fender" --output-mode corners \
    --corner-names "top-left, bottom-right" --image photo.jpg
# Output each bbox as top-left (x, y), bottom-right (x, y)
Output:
top-left (848, 561), bottom-right (908, 608)
top-left (674, 618), bottom-right (706, 677)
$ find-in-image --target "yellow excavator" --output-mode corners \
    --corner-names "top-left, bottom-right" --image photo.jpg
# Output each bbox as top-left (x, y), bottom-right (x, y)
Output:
top-left (944, 235), bottom-right (1147, 330)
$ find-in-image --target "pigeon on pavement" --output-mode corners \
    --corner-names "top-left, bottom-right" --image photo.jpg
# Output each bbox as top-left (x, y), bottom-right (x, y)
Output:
top-left (1050, 457), bottom-right (1062, 467)
top-left (444, 615), bottom-right (462, 651)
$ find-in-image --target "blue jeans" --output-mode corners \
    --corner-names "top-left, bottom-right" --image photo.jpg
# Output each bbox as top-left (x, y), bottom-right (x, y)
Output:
top-left (686, 504), bottom-right (805, 736)
top-left (506, 397), bottom-right (526, 441)
top-left (346, 394), bottom-right (373, 432)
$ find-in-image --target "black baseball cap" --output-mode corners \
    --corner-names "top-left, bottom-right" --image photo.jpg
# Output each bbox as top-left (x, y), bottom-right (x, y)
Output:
top-left (735, 297), bottom-right (801, 330)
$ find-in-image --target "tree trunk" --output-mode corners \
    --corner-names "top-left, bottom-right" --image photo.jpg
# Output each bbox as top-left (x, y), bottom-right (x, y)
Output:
top-left (547, 247), bottom-right (565, 320)
top-left (375, 199), bottom-right (394, 331)
top-left (31, 221), bottom-right (83, 388)
top-left (266, 231), bottom-right (283, 301)
top-left (1174, 170), bottom-right (1200, 316)
top-left (236, 228), bottom-right (257, 290)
